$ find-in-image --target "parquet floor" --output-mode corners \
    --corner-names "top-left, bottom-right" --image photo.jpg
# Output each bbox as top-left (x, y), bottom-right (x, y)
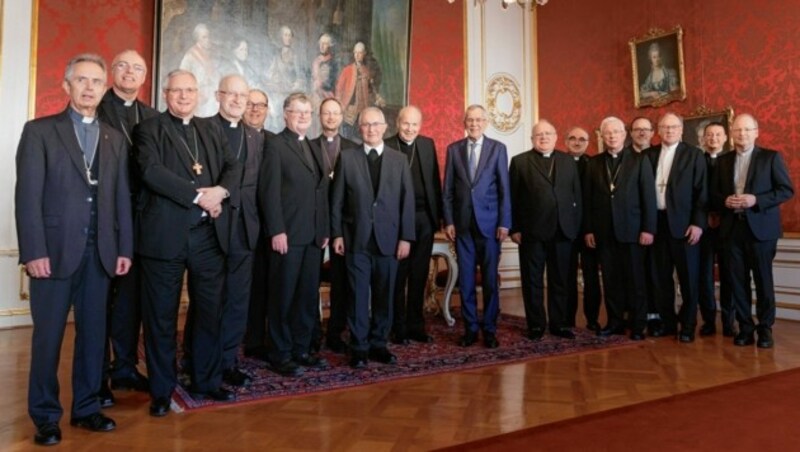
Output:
top-left (2, 289), bottom-right (800, 451)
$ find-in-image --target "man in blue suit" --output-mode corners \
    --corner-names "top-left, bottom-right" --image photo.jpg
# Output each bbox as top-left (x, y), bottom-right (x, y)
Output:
top-left (443, 105), bottom-right (511, 348)
top-left (15, 53), bottom-right (133, 445)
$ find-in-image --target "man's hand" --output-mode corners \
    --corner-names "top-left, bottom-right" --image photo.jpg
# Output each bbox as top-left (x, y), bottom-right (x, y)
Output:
top-left (725, 194), bottom-right (756, 210)
top-left (739, 194), bottom-right (757, 208)
top-left (208, 204), bottom-right (222, 218)
top-left (585, 233), bottom-right (596, 249)
top-left (496, 227), bottom-right (509, 242)
top-left (333, 237), bottom-right (345, 256)
top-left (444, 225), bottom-right (456, 242)
top-left (685, 225), bottom-right (703, 246)
top-left (639, 232), bottom-right (654, 246)
top-left (116, 257), bottom-right (132, 276)
top-left (396, 240), bottom-right (410, 260)
top-left (196, 186), bottom-right (228, 212)
top-left (271, 233), bottom-right (288, 255)
top-left (510, 232), bottom-right (522, 245)
top-left (25, 257), bottom-right (51, 279)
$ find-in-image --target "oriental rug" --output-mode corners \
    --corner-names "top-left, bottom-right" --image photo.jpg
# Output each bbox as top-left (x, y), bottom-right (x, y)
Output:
top-left (171, 310), bottom-right (635, 412)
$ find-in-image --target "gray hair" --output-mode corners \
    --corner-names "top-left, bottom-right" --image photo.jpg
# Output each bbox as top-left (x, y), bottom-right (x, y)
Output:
top-left (599, 116), bottom-right (625, 133)
top-left (463, 104), bottom-right (487, 122)
top-left (64, 53), bottom-right (107, 80)
top-left (283, 92), bottom-right (312, 111)
top-left (163, 69), bottom-right (197, 89)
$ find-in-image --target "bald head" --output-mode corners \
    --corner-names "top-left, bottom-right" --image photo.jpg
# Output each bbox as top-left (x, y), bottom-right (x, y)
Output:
top-left (396, 105), bottom-right (423, 143)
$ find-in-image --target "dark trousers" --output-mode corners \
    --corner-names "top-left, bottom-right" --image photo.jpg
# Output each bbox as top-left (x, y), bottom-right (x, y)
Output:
top-left (325, 248), bottom-right (350, 341)
top-left (141, 223), bottom-right (225, 399)
top-left (29, 244), bottom-right (110, 426)
top-left (346, 251), bottom-right (398, 352)
top-left (652, 213), bottom-right (701, 331)
top-left (267, 244), bottom-right (322, 363)
top-left (104, 260), bottom-right (142, 380)
top-left (244, 234), bottom-right (269, 351)
top-left (392, 213), bottom-right (435, 337)
top-left (699, 226), bottom-right (735, 330)
top-left (725, 219), bottom-right (777, 334)
top-left (518, 233), bottom-right (573, 332)
top-left (567, 237), bottom-right (601, 327)
top-left (221, 221), bottom-right (254, 369)
top-left (455, 221), bottom-right (501, 334)
top-left (597, 238), bottom-right (648, 331)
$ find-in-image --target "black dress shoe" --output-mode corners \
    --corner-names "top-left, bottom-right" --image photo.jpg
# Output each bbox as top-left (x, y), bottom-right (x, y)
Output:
top-left (630, 330), bottom-right (646, 341)
top-left (407, 331), bottom-right (434, 343)
top-left (586, 322), bottom-right (601, 333)
top-left (678, 331), bottom-right (695, 343)
top-left (391, 335), bottom-right (410, 345)
top-left (597, 326), bottom-right (626, 337)
top-left (243, 346), bottom-right (270, 362)
top-left (149, 397), bottom-right (171, 417)
top-left (733, 331), bottom-right (755, 346)
top-left (223, 367), bottom-right (252, 387)
top-left (527, 328), bottom-right (544, 341)
top-left (34, 422), bottom-right (61, 446)
top-left (757, 329), bottom-right (774, 349)
top-left (110, 371), bottom-right (150, 392)
top-left (309, 337), bottom-right (322, 354)
top-left (349, 351), bottom-right (368, 369)
top-left (699, 323), bottom-right (716, 337)
top-left (70, 412), bottom-right (116, 432)
top-left (191, 387), bottom-right (235, 402)
top-left (722, 325), bottom-right (737, 337)
top-left (483, 333), bottom-right (499, 349)
top-left (268, 359), bottom-right (304, 377)
top-left (649, 326), bottom-right (677, 338)
top-left (295, 353), bottom-right (329, 369)
top-left (458, 331), bottom-right (478, 347)
top-left (368, 347), bottom-right (398, 364)
top-left (551, 328), bottom-right (575, 339)
top-left (97, 380), bottom-right (115, 408)
top-left (326, 337), bottom-right (348, 354)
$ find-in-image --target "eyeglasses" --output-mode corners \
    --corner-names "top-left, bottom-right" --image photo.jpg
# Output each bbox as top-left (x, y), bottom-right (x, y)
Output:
top-left (321, 111), bottom-right (342, 117)
top-left (360, 122), bottom-right (386, 129)
top-left (730, 127), bottom-right (758, 133)
top-left (113, 61), bottom-right (146, 74)
top-left (567, 136), bottom-right (588, 142)
top-left (165, 87), bottom-right (198, 95)
top-left (533, 131), bottom-right (556, 138)
top-left (632, 127), bottom-right (653, 133)
top-left (218, 90), bottom-right (248, 100)
top-left (246, 102), bottom-right (268, 110)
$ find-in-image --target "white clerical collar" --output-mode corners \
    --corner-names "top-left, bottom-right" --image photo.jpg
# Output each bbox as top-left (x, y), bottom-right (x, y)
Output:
top-left (538, 150), bottom-right (553, 158)
top-left (707, 150), bottom-right (723, 158)
top-left (573, 156), bottom-right (581, 161)
top-left (124, 99), bottom-right (134, 107)
top-left (401, 138), bottom-right (414, 146)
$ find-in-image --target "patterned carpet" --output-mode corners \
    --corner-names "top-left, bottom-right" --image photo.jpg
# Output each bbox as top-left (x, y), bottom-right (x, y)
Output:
top-left (173, 311), bottom-right (634, 412)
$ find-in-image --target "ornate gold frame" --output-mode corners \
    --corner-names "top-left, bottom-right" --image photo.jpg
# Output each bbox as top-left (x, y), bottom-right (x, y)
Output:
top-left (683, 105), bottom-right (734, 150)
top-left (630, 26), bottom-right (686, 108)
top-left (486, 73), bottom-right (522, 134)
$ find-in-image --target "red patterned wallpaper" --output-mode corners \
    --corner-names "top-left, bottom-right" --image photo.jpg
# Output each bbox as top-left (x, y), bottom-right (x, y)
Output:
top-left (34, 0), bottom-right (155, 117)
top-left (33, 0), bottom-right (464, 174)
top-left (537, 0), bottom-right (800, 231)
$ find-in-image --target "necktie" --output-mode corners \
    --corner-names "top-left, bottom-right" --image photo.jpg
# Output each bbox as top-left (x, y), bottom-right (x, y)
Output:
top-left (468, 141), bottom-right (477, 181)
top-left (368, 148), bottom-right (380, 195)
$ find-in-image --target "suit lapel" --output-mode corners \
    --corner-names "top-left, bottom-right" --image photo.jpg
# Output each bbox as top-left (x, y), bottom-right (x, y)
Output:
top-left (55, 111), bottom-right (92, 186)
top-left (283, 132), bottom-right (313, 172)
top-left (356, 148), bottom-right (375, 202)
top-left (473, 139), bottom-right (491, 185)
top-left (308, 138), bottom-right (325, 185)
top-left (667, 143), bottom-right (688, 186)
top-left (459, 140), bottom-right (471, 183)
top-left (745, 147), bottom-right (761, 191)
top-left (195, 119), bottom-right (219, 179)
top-left (98, 123), bottom-right (112, 187)
top-left (528, 151), bottom-right (551, 181)
top-left (161, 114), bottom-right (196, 179)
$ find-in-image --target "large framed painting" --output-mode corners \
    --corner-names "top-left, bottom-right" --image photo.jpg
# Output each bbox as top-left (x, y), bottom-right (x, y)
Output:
top-left (155, 0), bottom-right (412, 140)
top-left (682, 105), bottom-right (734, 151)
top-left (630, 27), bottom-right (686, 108)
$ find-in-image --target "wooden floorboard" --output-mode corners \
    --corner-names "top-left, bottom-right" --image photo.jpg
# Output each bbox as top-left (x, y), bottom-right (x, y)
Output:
top-left (2, 288), bottom-right (800, 451)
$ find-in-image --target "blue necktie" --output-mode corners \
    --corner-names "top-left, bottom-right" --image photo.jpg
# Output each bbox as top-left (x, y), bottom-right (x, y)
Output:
top-left (468, 141), bottom-right (477, 181)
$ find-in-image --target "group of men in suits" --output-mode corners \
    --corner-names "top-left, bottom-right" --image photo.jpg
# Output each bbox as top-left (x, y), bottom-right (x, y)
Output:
top-left (15, 49), bottom-right (795, 446)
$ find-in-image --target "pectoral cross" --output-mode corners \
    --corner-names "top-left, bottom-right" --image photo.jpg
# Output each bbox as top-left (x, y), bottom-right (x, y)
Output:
top-left (610, 183), bottom-right (616, 192)
top-left (86, 168), bottom-right (98, 186)
top-left (192, 162), bottom-right (203, 176)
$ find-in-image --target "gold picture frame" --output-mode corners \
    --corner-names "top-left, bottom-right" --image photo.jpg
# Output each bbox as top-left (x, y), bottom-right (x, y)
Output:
top-left (682, 105), bottom-right (734, 151)
top-left (630, 26), bottom-right (686, 108)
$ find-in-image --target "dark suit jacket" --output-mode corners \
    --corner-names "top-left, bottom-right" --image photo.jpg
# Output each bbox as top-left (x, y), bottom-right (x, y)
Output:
top-left (97, 90), bottom-right (158, 195)
top-left (258, 128), bottom-right (329, 247)
top-left (443, 136), bottom-right (511, 238)
top-left (15, 108), bottom-right (133, 278)
top-left (509, 149), bottom-right (581, 240)
top-left (312, 133), bottom-right (357, 178)
top-left (386, 134), bottom-right (443, 228)
top-left (645, 142), bottom-right (708, 237)
top-left (712, 146), bottom-right (794, 241)
top-left (133, 113), bottom-right (242, 259)
top-left (330, 145), bottom-right (415, 256)
top-left (583, 148), bottom-right (657, 243)
top-left (705, 151), bottom-right (728, 216)
top-left (229, 123), bottom-right (264, 250)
